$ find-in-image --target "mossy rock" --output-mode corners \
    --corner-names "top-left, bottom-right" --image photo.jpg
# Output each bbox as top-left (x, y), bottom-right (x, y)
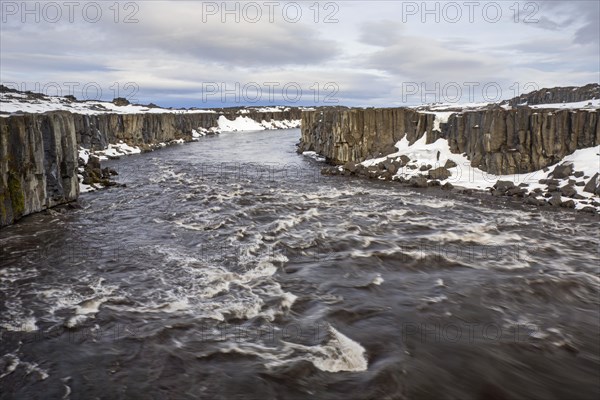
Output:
top-left (7, 172), bottom-right (25, 219)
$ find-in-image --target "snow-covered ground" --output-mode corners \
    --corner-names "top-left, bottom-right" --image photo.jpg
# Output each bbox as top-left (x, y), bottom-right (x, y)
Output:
top-left (0, 92), bottom-right (217, 115)
top-left (216, 115), bottom-right (300, 132)
top-left (357, 112), bottom-right (599, 211)
top-left (527, 99), bottom-right (600, 109)
top-left (0, 91), bottom-right (311, 117)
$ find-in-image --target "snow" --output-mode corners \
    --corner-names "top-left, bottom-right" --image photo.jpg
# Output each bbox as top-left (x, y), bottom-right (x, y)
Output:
top-left (217, 115), bottom-right (266, 132)
top-left (0, 92), bottom-right (218, 116)
top-left (216, 115), bottom-right (300, 132)
top-left (302, 151), bottom-right (326, 162)
top-left (94, 141), bottom-right (141, 161)
top-left (361, 126), bottom-right (600, 211)
top-left (420, 111), bottom-right (455, 132)
top-left (0, 92), bottom-right (319, 118)
top-left (78, 147), bottom-right (90, 164)
top-left (528, 99), bottom-right (600, 110)
top-left (413, 101), bottom-right (492, 111)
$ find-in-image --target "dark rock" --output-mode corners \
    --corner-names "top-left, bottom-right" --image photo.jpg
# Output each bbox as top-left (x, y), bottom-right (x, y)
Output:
top-left (112, 97), bottom-right (130, 106)
top-left (550, 163), bottom-right (574, 179)
top-left (493, 180), bottom-right (515, 193)
top-left (399, 155), bottom-right (410, 165)
top-left (409, 175), bottom-right (429, 188)
top-left (560, 185), bottom-right (577, 198)
top-left (583, 173), bottom-right (600, 195)
top-left (407, 164), bottom-right (418, 170)
top-left (546, 185), bottom-right (559, 193)
top-left (573, 194), bottom-right (585, 200)
top-left (428, 180), bottom-right (441, 187)
top-left (419, 164), bottom-right (431, 172)
top-left (548, 194), bottom-right (562, 207)
top-left (321, 166), bottom-right (339, 175)
top-left (344, 161), bottom-right (358, 173)
top-left (560, 200), bottom-right (576, 209)
top-left (507, 187), bottom-right (527, 197)
top-left (580, 206), bottom-right (597, 214)
top-left (525, 197), bottom-right (546, 206)
top-left (574, 171), bottom-right (584, 178)
top-left (428, 167), bottom-right (451, 180)
top-left (441, 182), bottom-right (454, 190)
top-left (575, 181), bottom-right (585, 187)
top-left (88, 155), bottom-right (101, 170)
top-left (444, 159), bottom-right (457, 169)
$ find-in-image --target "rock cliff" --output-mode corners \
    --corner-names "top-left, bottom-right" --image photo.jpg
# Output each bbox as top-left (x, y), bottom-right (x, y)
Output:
top-left (74, 108), bottom-right (302, 150)
top-left (0, 112), bottom-right (78, 226)
top-left (1, 105), bottom-right (303, 226)
top-left (503, 83), bottom-right (599, 106)
top-left (299, 106), bottom-right (599, 175)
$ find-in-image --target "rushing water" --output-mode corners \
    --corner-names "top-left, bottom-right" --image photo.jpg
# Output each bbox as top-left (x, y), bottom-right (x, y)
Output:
top-left (1, 129), bottom-right (599, 399)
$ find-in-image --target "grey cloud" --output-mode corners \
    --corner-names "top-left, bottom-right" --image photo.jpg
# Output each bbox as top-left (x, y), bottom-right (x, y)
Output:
top-left (359, 20), bottom-right (402, 47)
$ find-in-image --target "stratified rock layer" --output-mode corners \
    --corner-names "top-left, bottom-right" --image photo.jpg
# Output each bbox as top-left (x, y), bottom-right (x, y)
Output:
top-left (299, 107), bottom-right (599, 175)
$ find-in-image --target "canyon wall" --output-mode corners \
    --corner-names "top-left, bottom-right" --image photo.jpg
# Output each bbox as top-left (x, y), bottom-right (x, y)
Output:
top-left (0, 112), bottom-right (79, 226)
top-left (504, 83), bottom-right (599, 106)
top-left (299, 107), bottom-right (600, 175)
top-left (74, 108), bottom-right (303, 150)
top-left (0, 108), bottom-right (302, 226)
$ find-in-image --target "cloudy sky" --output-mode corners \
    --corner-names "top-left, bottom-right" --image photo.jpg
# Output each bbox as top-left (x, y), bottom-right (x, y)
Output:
top-left (1, 0), bottom-right (598, 107)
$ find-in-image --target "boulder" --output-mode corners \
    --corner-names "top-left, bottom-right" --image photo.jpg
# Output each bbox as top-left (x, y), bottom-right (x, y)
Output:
top-left (548, 194), bottom-right (562, 207)
top-left (525, 197), bottom-right (546, 206)
top-left (428, 167), bottom-right (451, 180)
top-left (551, 163), bottom-right (574, 179)
top-left (399, 155), bottom-right (411, 165)
top-left (441, 182), bottom-right (454, 190)
top-left (344, 162), bottom-right (358, 173)
top-left (583, 173), bottom-right (600, 195)
top-left (507, 187), bottom-right (527, 197)
top-left (444, 160), bottom-right (457, 169)
top-left (493, 180), bottom-right (515, 193)
top-left (409, 175), bottom-right (429, 188)
top-left (560, 185), bottom-right (577, 198)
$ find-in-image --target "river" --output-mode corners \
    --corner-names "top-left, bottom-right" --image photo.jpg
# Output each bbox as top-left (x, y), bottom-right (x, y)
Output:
top-left (1, 128), bottom-right (598, 399)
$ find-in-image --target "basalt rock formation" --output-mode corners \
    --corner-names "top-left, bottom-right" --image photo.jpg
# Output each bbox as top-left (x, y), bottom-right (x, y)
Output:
top-left (503, 83), bottom-right (599, 106)
top-left (0, 112), bottom-right (79, 226)
top-left (299, 107), bottom-right (599, 175)
top-left (1, 107), bottom-right (302, 226)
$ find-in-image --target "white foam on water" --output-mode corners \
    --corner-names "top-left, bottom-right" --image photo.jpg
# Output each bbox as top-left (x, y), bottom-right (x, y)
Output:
top-left (219, 325), bottom-right (368, 373)
top-left (0, 354), bottom-right (49, 381)
top-left (371, 274), bottom-right (384, 285)
top-left (273, 326), bottom-right (369, 373)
